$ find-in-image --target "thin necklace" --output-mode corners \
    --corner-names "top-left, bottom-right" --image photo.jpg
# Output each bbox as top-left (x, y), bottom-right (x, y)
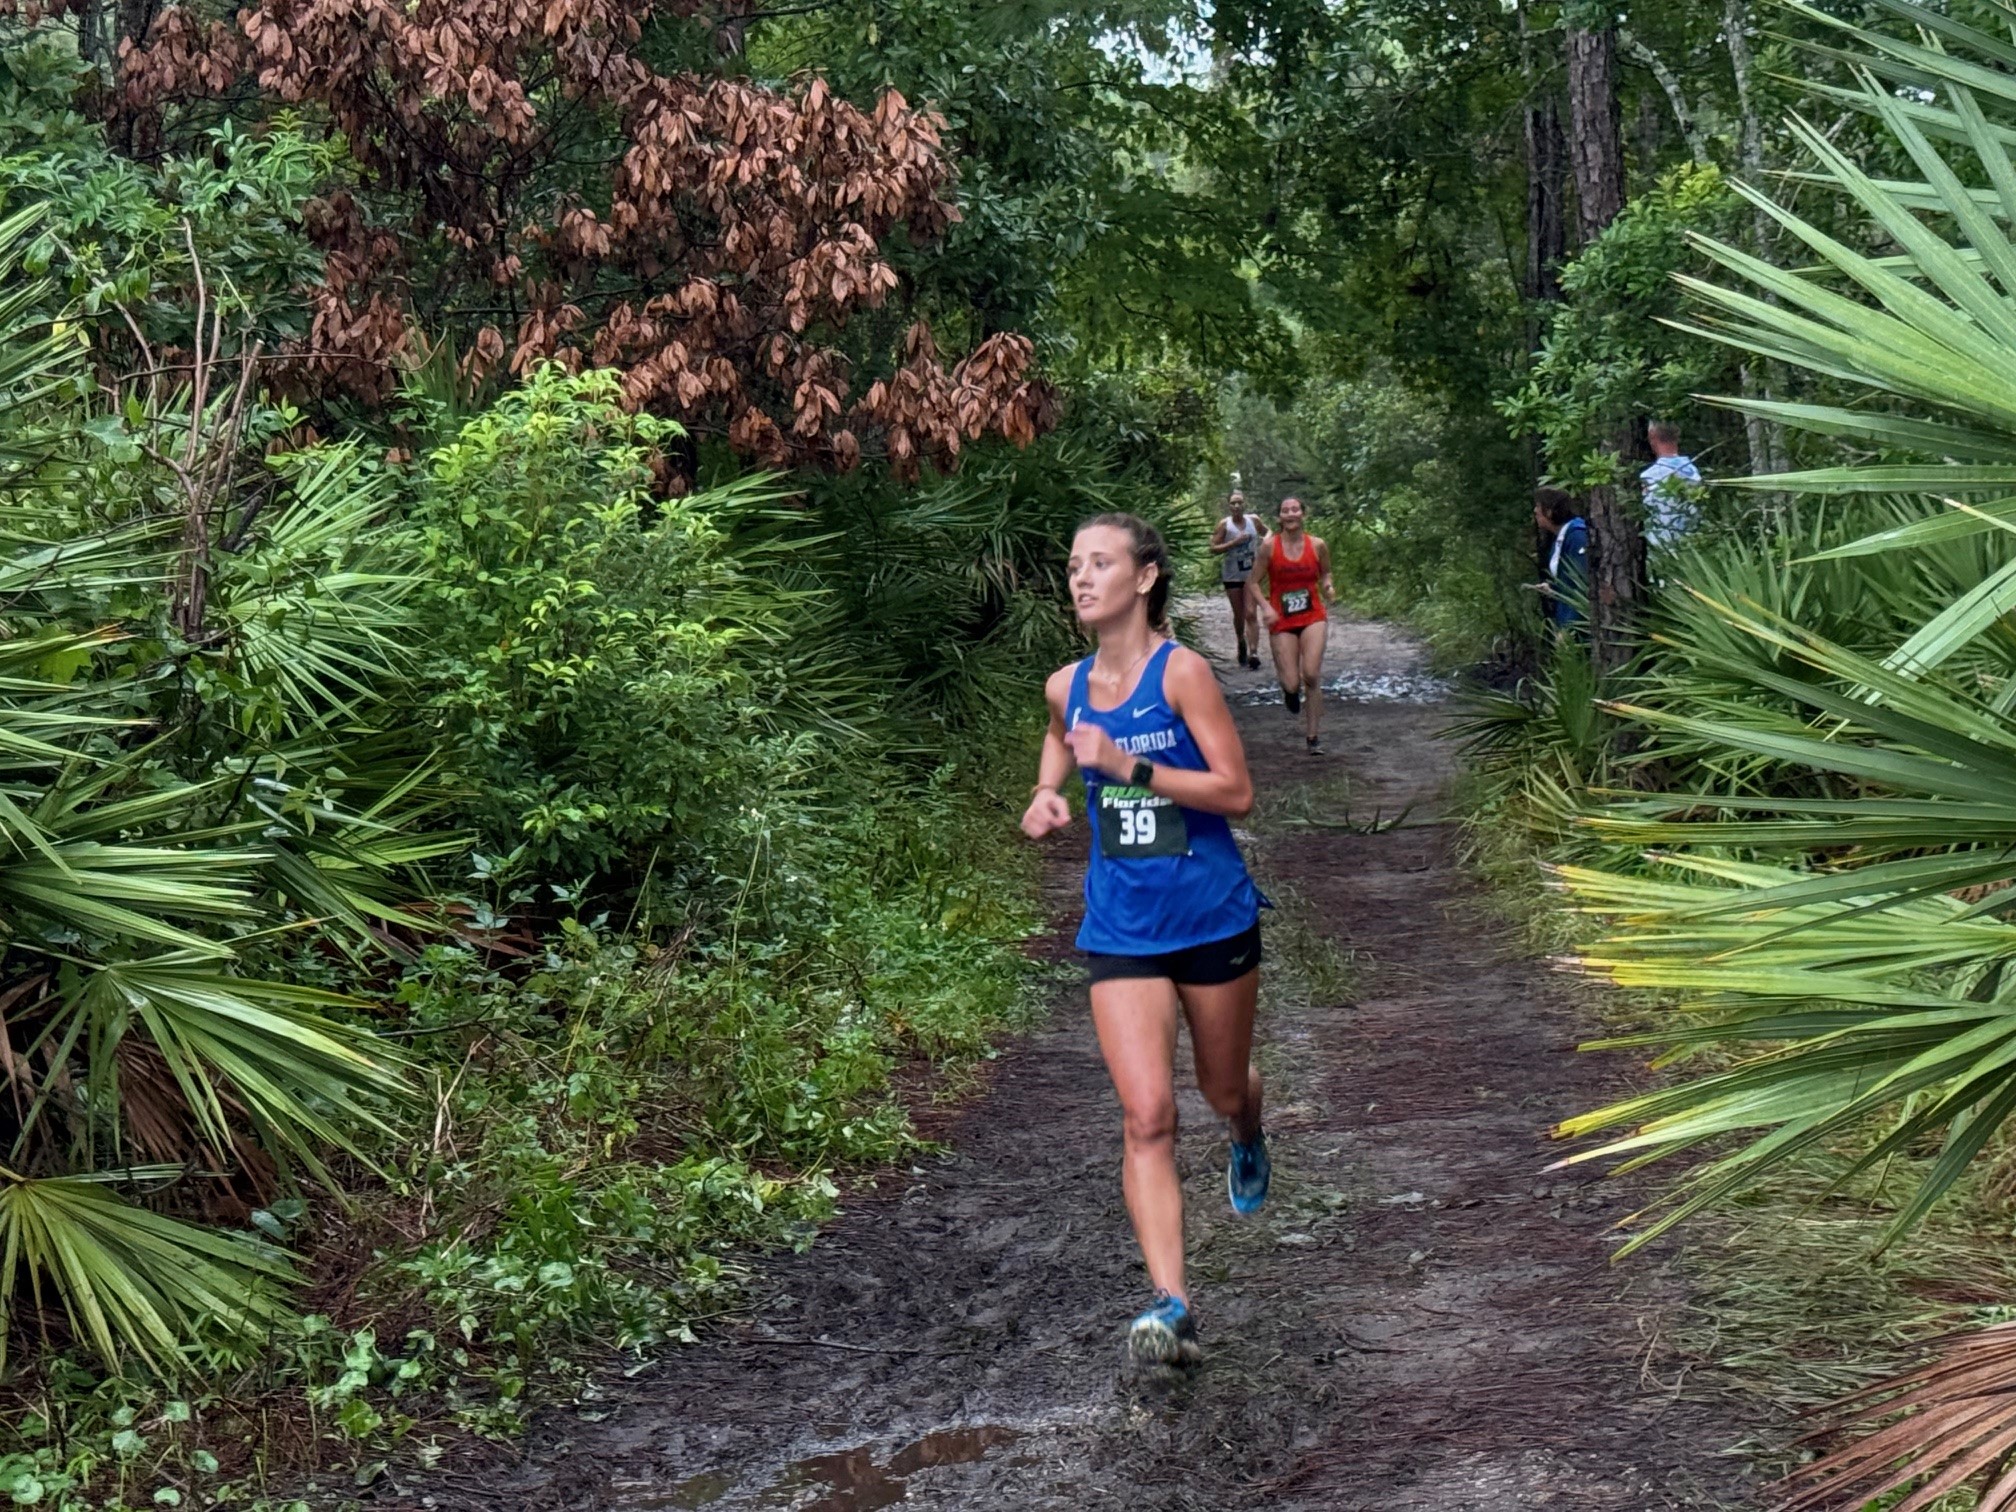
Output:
top-left (1093, 638), bottom-right (1158, 686)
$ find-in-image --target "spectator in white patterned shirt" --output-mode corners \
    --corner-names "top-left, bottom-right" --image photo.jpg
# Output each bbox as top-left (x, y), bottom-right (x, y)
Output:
top-left (1640, 421), bottom-right (1704, 548)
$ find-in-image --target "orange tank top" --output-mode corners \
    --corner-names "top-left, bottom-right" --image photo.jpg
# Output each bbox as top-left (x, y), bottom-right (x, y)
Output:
top-left (1268, 534), bottom-right (1326, 628)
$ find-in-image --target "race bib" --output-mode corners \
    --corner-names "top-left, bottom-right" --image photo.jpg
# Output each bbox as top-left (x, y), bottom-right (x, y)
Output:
top-left (1280, 588), bottom-right (1311, 616)
top-left (1095, 785), bottom-right (1188, 858)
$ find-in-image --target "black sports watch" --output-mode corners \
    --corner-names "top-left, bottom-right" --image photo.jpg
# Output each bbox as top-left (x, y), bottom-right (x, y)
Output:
top-left (1128, 757), bottom-right (1155, 789)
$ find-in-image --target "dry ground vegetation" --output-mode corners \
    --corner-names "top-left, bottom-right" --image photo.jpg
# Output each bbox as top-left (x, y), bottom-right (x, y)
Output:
top-left (395, 609), bottom-right (1770, 1512)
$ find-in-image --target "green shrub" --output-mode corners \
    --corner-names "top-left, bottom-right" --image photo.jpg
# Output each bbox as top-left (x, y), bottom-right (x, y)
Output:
top-left (1499, 162), bottom-right (1746, 494)
top-left (411, 368), bottom-right (771, 879)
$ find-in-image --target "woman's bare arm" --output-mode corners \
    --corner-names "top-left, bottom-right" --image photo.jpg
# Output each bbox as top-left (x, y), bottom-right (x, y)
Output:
top-left (1034, 667), bottom-right (1076, 789)
top-left (1021, 666), bottom-right (1078, 838)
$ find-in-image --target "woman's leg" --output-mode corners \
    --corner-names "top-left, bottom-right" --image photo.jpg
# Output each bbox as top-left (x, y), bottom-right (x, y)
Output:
top-left (1090, 975), bottom-right (1186, 1300)
top-left (1223, 582), bottom-right (1248, 664)
top-left (1298, 620), bottom-right (1330, 743)
top-left (1269, 628), bottom-right (1302, 703)
top-left (1177, 969), bottom-right (1263, 1143)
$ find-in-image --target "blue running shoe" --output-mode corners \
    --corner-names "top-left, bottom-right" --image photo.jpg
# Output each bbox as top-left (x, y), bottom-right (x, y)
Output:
top-left (1228, 1128), bottom-right (1271, 1215)
top-left (1127, 1291), bottom-right (1201, 1366)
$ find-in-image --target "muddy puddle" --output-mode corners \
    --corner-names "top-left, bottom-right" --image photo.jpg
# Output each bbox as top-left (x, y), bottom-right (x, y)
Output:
top-left (1230, 669), bottom-right (1451, 706)
top-left (632, 1426), bottom-right (1020, 1510)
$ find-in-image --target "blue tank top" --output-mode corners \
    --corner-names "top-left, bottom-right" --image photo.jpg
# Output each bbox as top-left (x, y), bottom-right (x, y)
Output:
top-left (1067, 640), bottom-right (1262, 955)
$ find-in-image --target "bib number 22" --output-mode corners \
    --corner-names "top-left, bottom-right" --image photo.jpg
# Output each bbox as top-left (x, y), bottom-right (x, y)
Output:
top-left (1096, 787), bottom-right (1188, 858)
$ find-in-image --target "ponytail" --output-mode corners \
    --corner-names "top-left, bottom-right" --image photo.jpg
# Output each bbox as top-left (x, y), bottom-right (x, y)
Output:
top-left (1076, 512), bottom-right (1171, 631)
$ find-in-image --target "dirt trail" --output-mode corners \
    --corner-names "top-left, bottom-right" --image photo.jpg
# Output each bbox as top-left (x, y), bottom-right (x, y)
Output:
top-left (410, 609), bottom-right (1753, 1512)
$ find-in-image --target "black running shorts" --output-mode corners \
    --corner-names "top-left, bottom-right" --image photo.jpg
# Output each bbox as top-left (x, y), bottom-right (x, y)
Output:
top-left (1085, 920), bottom-right (1262, 987)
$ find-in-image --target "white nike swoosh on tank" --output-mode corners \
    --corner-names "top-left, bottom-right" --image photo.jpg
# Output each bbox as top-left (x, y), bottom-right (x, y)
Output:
top-left (1131, 705), bottom-right (1155, 717)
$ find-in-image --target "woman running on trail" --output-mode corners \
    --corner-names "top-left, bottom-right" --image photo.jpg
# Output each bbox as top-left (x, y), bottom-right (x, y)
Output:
top-left (1209, 491), bottom-right (1267, 670)
top-left (1251, 496), bottom-right (1338, 756)
top-left (1020, 513), bottom-right (1271, 1367)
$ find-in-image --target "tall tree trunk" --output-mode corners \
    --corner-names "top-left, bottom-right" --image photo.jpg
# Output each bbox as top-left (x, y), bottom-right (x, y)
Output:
top-left (1524, 96), bottom-right (1568, 305)
top-left (1566, 26), bottom-right (1626, 243)
top-left (115, 0), bottom-right (155, 57)
top-left (1518, 0), bottom-right (1568, 305)
top-left (1737, 362), bottom-right (1775, 484)
top-left (1566, 21), bottom-right (1640, 669)
top-left (75, 0), bottom-right (101, 63)
top-left (1523, 97), bottom-right (1568, 604)
top-left (1517, 2), bottom-right (1568, 608)
top-left (1724, 0), bottom-right (1766, 192)
top-left (111, 0), bottom-right (162, 153)
top-left (1725, 0), bottom-right (1790, 488)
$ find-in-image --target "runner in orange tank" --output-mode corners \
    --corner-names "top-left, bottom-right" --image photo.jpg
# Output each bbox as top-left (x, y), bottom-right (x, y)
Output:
top-left (1250, 496), bottom-right (1337, 756)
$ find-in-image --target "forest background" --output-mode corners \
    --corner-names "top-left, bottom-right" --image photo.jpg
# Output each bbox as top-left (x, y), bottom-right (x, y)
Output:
top-left (6, 0), bottom-right (2016, 1507)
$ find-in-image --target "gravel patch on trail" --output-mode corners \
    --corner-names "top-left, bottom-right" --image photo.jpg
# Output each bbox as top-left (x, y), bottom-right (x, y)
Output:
top-left (399, 610), bottom-right (1754, 1512)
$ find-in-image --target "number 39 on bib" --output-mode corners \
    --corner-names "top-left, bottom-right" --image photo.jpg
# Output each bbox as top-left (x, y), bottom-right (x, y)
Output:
top-left (1095, 786), bottom-right (1188, 858)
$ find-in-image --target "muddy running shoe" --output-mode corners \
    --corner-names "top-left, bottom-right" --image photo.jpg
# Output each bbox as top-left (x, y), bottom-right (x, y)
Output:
top-left (1247, 654), bottom-right (1263, 670)
top-left (1128, 1291), bottom-right (1201, 1366)
top-left (1284, 687), bottom-right (1302, 714)
top-left (1228, 1128), bottom-right (1272, 1214)
top-left (1306, 736), bottom-right (1323, 757)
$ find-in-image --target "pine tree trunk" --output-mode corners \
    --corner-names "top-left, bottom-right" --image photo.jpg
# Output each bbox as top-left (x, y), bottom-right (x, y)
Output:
top-left (1516, 2), bottom-right (1567, 612)
top-left (1566, 26), bottom-right (1625, 243)
top-left (1566, 22), bottom-right (1640, 671)
top-left (1518, 0), bottom-right (1568, 306)
top-left (1589, 421), bottom-right (1645, 640)
top-left (1738, 362), bottom-right (1773, 480)
top-left (1724, 0), bottom-right (1791, 485)
top-left (1524, 97), bottom-right (1568, 305)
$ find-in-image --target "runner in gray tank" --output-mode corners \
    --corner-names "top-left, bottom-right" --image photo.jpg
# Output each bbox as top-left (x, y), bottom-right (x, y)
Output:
top-left (1209, 491), bottom-right (1267, 670)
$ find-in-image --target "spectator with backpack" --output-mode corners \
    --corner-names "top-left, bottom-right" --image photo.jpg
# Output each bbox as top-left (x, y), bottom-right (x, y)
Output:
top-left (1531, 487), bottom-right (1588, 629)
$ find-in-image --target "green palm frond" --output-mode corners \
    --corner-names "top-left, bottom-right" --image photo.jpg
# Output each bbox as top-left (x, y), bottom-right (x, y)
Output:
top-left (0, 1166), bottom-right (296, 1376)
top-left (1552, 851), bottom-right (2016, 1254)
top-left (212, 441), bottom-right (422, 730)
top-left (0, 206), bottom-right (443, 1374)
top-left (58, 962), bottom-right (407, 1177)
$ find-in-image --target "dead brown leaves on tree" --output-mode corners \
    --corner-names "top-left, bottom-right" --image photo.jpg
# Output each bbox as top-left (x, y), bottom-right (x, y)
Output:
top-left (1773, 1321), bottom-right (2016, 1512)
top-left (109, 0), bottom-right (1054, 476)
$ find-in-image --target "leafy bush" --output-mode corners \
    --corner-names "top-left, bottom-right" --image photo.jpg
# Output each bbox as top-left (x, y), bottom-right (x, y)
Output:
top-left (410, 368), bottom-right (781, 881)
top-left (0, 35), bottom-right (336, 350)
top-left (358, 770), bottom-right (1039, 1398)
top-left (1499, 163), bottom-right (1746, 493)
